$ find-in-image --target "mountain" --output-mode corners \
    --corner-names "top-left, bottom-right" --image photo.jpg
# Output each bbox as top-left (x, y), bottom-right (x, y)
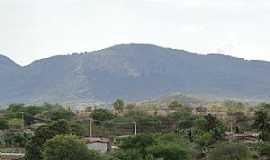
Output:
top-left (0, 55), bottom-right (23, 103)
top-left (1, 43), bottom-right (270, 105)
top-left (0, 54), bottom-right (21, 89)
top-left (0, 54), bottom-right (20, 71)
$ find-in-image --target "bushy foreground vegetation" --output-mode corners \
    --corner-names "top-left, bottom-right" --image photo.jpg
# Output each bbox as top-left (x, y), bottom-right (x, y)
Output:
top-left (0, 100), bottom-right (270, 160)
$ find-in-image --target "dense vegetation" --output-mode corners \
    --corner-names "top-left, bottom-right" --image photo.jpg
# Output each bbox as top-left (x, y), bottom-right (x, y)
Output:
top-left (0, 100), bottom-right (270, 160)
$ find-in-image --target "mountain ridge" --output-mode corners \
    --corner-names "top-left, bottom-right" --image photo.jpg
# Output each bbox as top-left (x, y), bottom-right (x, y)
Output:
top-left (0, 54), bottom-right (21, 68)
top-left (1, 43), bottom-right (270, 105)
top-left (3, 44), bottom-right (270, 67)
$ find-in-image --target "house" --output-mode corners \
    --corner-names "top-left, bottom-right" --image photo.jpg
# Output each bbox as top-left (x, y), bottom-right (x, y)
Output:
top-left (225, 132), bottom-right (259, 143)
top-left (83, 137), bottom-right (111, 153)
top-left (0, 153), bottom-right (25, 160)
top-left (192, 106), bottom-right (208, 115)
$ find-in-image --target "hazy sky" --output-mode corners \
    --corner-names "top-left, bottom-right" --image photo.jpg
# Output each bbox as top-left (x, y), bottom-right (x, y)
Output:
top-left (1, 0), bottom-right (270, 65)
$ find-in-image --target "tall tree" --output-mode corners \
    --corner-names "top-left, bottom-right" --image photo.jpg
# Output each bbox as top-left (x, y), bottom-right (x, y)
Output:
top-left (113, 99), bottom-right (125, 114)
top-left (253, 110), bottom-right (270, 141)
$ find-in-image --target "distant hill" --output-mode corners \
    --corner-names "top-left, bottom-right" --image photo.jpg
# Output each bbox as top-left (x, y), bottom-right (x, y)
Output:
top-left (1, 43), bottom-right (270, 105)
top-left (136, 93), bottom-right (208, 109)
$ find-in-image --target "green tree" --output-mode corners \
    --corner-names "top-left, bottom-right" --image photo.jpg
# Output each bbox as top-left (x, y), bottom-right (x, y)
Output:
top-left (225, 100), bottom-right (246, 113)
top-left (91, 109), bottom-right (115, 124)
top-left (258, 103), bottom-right (270, 113)
top-left (148, 143), bottom-right (190, 160)
top-left (3, 132), bottom-right (31, 147)
top-left (43, 108), bottom-right (75, 121)
top-left (194, 117), bottom-right (208, 131)
top-left (42, 135), bottom-right (100, 160)
top-left (113, 149), bottom-right (144, 160)
top-left (168, 110), bottom-right (192, 122)
top-left (70, 121), bottom-right (89, 137)
top-left (8, 118), bottom-right (23, 129)
top-left (148, 134), bottom-right (191, 160)
top-left (253, 111), bottom-right (268, 131)
top-left (196, 132), bottom-right (215, 148)
top-left (253, 110), bottom-right (270, 141)
top-left (228, 112), bottom-right (249, 133)
top-left (23, 106), bottom-right (45, 116)
top-left (209, 142), bottom-right (251, 160)
top-left (118, 134), bottom-right (191, 160)
top-left (204, 114), bottom-right (225, 140)
top-left (120, 134), bottom-right (155, 158)
top-left (7, 103), bottom-right (25, 112)
top-left (113, 99), bottom-right (125, 114)
top-left (124, 110), bottom-right (163, 131)
top-left (168, 101), bottom-right (183, 110)
top-left (258, 142), bottom-right (270, 160)
top-left (0, 119), bottom-right (9, 130)
top-left (25, 120), bottom-right (71, 160)
top-left (193, 114), bottom-right (225, 141)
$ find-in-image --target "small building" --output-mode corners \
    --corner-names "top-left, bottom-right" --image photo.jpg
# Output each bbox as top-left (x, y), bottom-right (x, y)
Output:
top-left (193, 106), bottom-right (208, 115)
top-left (0, 153), bottom-right (25, 160)
top-left (225, 132), bottom-right (259, 143)
top-left (83, 137), bottom-right (111, 153)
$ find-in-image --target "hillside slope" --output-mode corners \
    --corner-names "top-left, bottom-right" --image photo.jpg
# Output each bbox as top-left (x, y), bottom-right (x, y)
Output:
top-left (1, 44), bottom-right (270, 104)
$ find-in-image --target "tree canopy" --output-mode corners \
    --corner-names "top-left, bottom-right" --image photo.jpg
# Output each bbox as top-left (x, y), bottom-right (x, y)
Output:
top-left (209, 142), bottom-right (251, 160)
top-left (42, 135), bottom-right (100, 160)
top-left (113, 99), bottom-right (125, 114)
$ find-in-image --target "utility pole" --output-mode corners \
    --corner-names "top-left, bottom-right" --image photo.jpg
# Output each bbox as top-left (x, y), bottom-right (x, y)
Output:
top-left (21, 112), bottom-right (24, 130)
top-left (89, 119), bottom-right (92, 137)
top-left (134, 122), bottom-right (137, 136)
top-left (229, 116), bottom-right (234, 142)
top-left (230, 120), bottom-right (233, 133)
